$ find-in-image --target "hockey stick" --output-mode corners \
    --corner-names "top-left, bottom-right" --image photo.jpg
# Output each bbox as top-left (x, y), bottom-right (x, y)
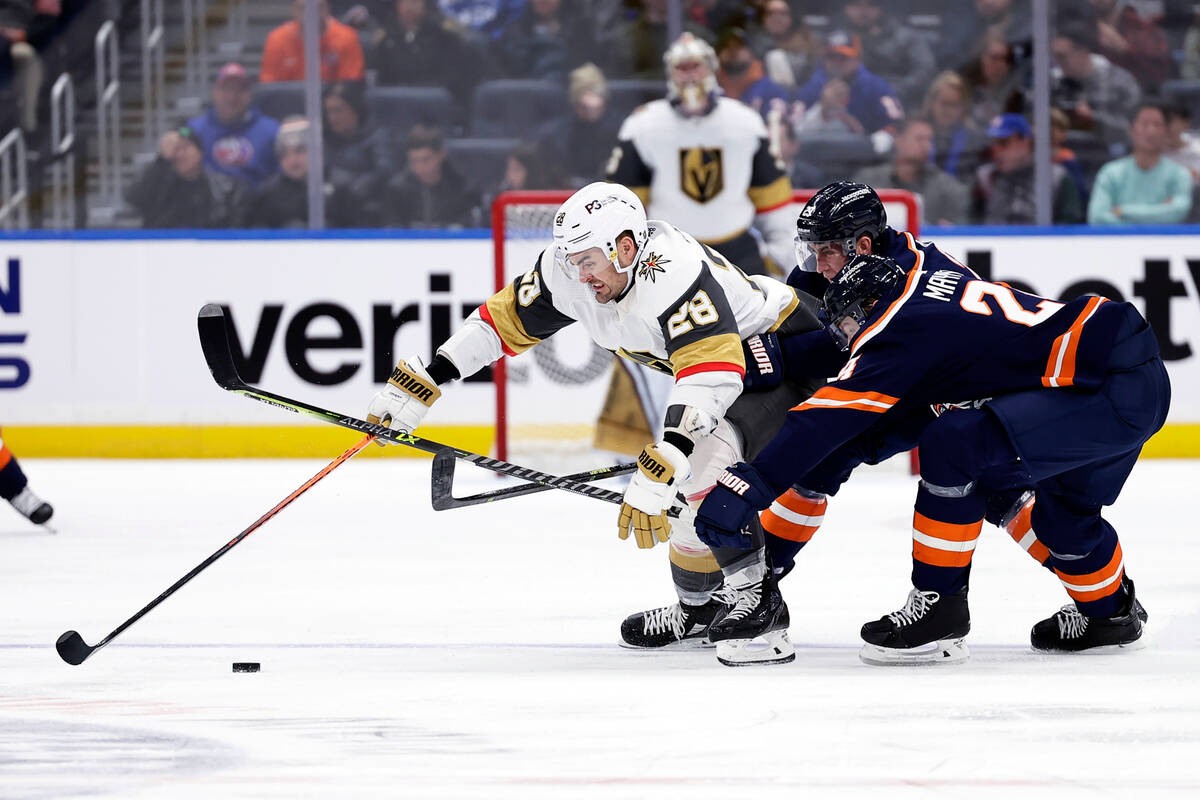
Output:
top-left (197, 304), bottom-right (628, 507)
top-left (430, 449), bottom-right (635, 510)
top-left (55, 434), bottom-right (374, 665)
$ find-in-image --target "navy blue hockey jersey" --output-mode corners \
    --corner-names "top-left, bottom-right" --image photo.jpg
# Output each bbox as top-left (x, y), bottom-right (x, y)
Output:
top-left (752, 257), bottom-right (1156, 495)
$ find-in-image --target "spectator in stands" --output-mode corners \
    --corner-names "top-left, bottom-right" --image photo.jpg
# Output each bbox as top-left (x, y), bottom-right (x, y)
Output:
top-left (1087, 0), bottom-right (1171, 91)
top-left (602, 0), bottom-right (714, 79)
top-left (1088, 101), bottom-right (1193, 224)
top-left (1051, 21), bottom-right (1141, 145)
top-left (854, 115), bottom-right (968, 226)
top-left (322, 80), bottom-right (396, 226)
top-left (128, 124), bottom-right (244, 228)
top-left (437, 0), bottom-right (526, 40)
top-left (794, 76), bottom-right (862, 135)
top-left (715, 27), bottom-right (790, 118)
top-left (1052, 106), bottom-right (1090, 200)
top-left (246, 118), bottom-right (311, 229)
top-left (0, 0), bottom-right (50, 134)
top-left (387, 124), bottom-right (478, 227)
top-left (971, 112), bottom-right (1084, 225)
top-left (535, 62), bottom-right (621, 186)
top-left (922, 71), bottom-right (989, 182)
top-left (776, 115), bottom-right (826, 189)
top-left (370, 0), bottom-right (487, 103)
top-left (749, 0), bottom-right (817, 89)
top-left (479, 139), bottom-right (568, 217)
top-left (937, 0), bottom-right (1032, 73)
top-left (1164, 103), bottom-right (1200, 184)
top-left (496, 0), bottom-right (595, 80)
top-left (962, 30), bottom-right (1025, 131)
top-left (839, 0), bottom-right (935, 111)
top-left (261, 0), bottom-right (365, 83)
top-left (1182, 8), bottom-right (1200, 81)
top-left (796, 28), bottom-right (903, 136)
top-left (187, 63), bottom-right (281, 189)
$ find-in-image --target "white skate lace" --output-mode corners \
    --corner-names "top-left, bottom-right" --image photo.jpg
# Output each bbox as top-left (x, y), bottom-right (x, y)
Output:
top-left (711, 584), bottom-right (740, 606)
top-left (887, 589), bottom-right (941, 627)
top-left (642, 605), bottom-right (686, 638)
top-left (1055, 605), bottom-right (1088, 639)
top-left (721, 583), bottom-right (762, 624)
top-left (10, 487), bottom-right (45, 518)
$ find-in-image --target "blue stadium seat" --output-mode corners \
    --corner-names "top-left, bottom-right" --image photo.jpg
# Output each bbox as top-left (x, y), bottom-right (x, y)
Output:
top-left (446, 138), bottom-right (520, 189)
top-left (253, 81), bottom-right (305, 121)
top-left (606, 80), bottom-right (665, 120)
top-left (471, 80), bottom-right (567, 137)
top-left (367, 86), bottom-right (458, 137)
top-left (794, 134), bottom-right (879, 183)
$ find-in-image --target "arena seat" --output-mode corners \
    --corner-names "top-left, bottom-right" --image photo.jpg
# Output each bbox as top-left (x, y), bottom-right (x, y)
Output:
top-left (367, 86), bottom-right (458, 137)
top-left (471, 80), bottom-right (567, 137)
top-left (605, 80), bottom-right (665, 120)
top-left (253, 81), bottom-right (305, 121)
top-left (446, 138), bottom-right (520, 189)
top-left (794, 133), bottom-right (879, 183)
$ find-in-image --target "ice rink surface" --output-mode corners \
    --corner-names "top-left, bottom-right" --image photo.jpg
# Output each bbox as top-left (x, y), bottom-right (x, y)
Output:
top-left (2, 452), bottom-right (1199, 799)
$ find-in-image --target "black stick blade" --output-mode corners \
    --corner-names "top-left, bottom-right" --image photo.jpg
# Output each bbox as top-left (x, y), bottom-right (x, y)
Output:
top-left (55, 630), bottom-right (94, 665)
top-left (197, 304), bottom-right (245, 390)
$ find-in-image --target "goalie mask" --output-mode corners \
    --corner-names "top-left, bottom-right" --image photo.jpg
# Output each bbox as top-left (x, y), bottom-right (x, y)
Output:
top-left (664, 33), bottom-right (719, 116)
top-left (795, 181), bottom-right (887, 273)
top-left (823, 253), bottom-right (906, 350)
top-left (553, 182), bottom-right (650, 277)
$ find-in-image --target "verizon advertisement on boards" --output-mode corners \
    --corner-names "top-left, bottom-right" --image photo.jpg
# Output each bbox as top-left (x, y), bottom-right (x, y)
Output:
top-left (1, 233), bottom-right (1198, 455)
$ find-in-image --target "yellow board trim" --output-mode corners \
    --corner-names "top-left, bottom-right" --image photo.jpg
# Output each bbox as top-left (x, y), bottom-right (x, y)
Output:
top-left (0, 425), bottom-right (495, 458)
top-left (1140, 424), bottom-right (1200, 458)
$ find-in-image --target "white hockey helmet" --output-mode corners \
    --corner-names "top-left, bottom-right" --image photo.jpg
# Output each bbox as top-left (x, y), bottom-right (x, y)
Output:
top-left (552, 182), bottom-right (649, 275)
top-left (664, 32), bottom-right (719, 115)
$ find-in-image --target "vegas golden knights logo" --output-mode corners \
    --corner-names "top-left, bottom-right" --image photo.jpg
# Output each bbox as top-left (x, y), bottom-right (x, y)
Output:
top-left (680, 147), bottom-right (724, 203)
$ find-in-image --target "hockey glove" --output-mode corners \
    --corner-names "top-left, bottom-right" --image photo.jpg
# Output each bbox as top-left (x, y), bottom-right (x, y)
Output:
top-left (741, 333), bottom-right (785, 391)
top-left (618, 441), bottom-right (690, 549)
top-left (695, 462), bottom-right (776, 550)
top-left (366, 356), bottom-right (442, 433)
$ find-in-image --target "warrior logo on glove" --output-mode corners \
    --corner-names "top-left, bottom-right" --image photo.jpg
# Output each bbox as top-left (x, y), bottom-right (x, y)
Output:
top-left (716, 469), bottom-right (751, 496)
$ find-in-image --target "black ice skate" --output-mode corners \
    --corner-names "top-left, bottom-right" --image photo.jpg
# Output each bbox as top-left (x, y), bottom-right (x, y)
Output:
top-left (1030, 576), bottom-right (1145, 653)
top-left (706, 573), bottom-right (794, 667)
top-left (9, 486), bottom-right (53, 526)
top-left (860, 587), bottom-right (971, 665)
top-left (619, 585), bottom-right (738, 649)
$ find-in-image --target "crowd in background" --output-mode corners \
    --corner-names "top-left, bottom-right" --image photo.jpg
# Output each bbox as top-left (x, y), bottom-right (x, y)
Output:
top-left (7, 0), bottom-right (1200, 230)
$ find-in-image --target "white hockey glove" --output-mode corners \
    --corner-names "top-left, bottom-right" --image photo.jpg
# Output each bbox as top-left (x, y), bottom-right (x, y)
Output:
top-left (617, 441), bottom-right (690, 549)
top-left (366, 356), bottom-right (442, 433)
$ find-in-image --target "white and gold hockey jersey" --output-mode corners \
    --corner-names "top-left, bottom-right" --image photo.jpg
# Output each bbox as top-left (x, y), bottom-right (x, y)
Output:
top-left (439, 221), bottom-right (804, 422)
top-left (606, 97), bottom-right (794, 265)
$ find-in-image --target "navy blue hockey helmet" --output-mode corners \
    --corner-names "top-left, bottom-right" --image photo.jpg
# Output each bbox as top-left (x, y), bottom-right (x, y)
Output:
top-left (823, 253), bottom-right (906, 350)
top-left (794, 181), bottom-right (887, 272)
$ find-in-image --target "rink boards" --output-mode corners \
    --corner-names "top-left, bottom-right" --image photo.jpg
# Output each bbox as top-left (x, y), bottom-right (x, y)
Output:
top-left (1, 227), bottom-right (1199, 457)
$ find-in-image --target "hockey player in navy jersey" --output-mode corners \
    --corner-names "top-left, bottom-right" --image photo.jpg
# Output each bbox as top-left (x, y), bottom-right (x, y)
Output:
top-left (0, 430), bottom-right (53, 527)
top-left (697, 251), bottom-right (1170, 659)
top-left (745, 183), bottom-right (1054, 606)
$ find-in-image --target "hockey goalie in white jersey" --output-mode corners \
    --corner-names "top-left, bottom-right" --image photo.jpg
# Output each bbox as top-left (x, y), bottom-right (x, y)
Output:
top-left (366, 183), bottom-right (824, 666)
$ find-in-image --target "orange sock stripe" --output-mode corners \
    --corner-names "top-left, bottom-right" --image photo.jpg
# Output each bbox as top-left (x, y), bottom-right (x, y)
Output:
top-left (773, 489), bottom-right (827, 517)
top-left (0, 444), bottom-right (11, 470)
top-left (913, 511), bottom-right (982, 543)
top-left (912, 539), bottom-right (975, 568)
top-left (1055, 543), bottom-right (1125, 603)
top-left (1027, 541), bottom-right (1051, 565)
top-left (1062, 568), bottom-right (1126, 603)
top-left (1054, 542), bottom-right (1123, 586)
top-left (761, 508), bottom-right (819, 543)
top-left (1003, 500), bottom-right (1049, 564)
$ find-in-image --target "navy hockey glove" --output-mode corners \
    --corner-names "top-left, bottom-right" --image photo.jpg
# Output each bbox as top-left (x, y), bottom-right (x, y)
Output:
top-left (695, 462), bottom-right (777, 550)
top-left (741, 333), bottom-right (784, 391)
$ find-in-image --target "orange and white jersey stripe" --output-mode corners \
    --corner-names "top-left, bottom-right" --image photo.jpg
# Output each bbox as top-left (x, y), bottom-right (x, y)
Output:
top-left (1042, 296), bottom-right (1108, 388)
top-left (911, 511), bottom-right (982, 568)
top-left (792, 386), bottom-right (899, 414)
top-left (761, 489), bottom-right (826, 543)
top-left (1055, 543), bottom-right (1125, 604)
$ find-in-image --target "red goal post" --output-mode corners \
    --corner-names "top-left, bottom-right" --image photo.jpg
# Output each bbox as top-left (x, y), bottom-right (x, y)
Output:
top-left (490, 188), bottom-right (921, 466)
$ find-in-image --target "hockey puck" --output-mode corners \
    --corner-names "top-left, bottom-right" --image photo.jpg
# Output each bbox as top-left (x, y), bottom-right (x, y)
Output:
top-left (232, 662), bottom-right (260, 673)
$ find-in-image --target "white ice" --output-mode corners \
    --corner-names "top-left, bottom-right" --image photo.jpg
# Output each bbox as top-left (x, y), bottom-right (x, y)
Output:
top-left (2, 453), bottom-right (1199, 799)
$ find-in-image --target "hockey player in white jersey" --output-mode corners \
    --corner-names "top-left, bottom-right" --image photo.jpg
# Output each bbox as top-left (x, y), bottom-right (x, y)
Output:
top-left (606, 32), bottom-right (796, 279)
top-left (366, 183), bottom-right (824, 666)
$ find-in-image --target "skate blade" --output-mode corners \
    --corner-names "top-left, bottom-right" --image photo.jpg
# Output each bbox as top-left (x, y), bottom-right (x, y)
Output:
top-left (715, 630), bottom-right (795, 667)
top-left (1031, 637), bottom-right (1147, 655)
top-left (619, 636), bottom-right (714, 651)
top-left (859, 638), bottom-right (969, 666)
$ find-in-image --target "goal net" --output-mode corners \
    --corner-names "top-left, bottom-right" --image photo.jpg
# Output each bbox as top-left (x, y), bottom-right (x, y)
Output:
top-left (490, 189), bottom-right (920, 472)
